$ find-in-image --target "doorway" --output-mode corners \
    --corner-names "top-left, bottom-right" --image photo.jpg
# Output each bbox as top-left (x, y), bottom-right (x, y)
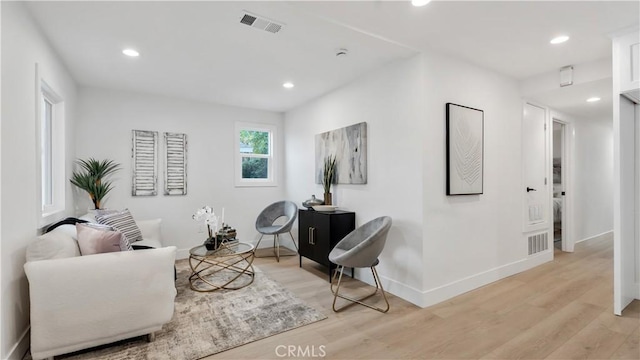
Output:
top-left (551, 116), bottom-right (573, 253)
top-left (552, 121), bottom-right (565, 249)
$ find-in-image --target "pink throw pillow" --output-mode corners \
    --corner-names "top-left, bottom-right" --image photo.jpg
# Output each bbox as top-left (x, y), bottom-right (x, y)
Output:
top-left (76, 223), bottom-right (124, 255)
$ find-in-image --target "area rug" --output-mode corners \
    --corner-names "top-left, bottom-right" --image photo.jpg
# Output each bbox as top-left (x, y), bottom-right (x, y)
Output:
top-left (58, 260), bottom-right (327, 360)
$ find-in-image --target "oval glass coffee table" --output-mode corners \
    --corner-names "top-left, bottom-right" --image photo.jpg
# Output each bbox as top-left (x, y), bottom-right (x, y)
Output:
top-left (188, 242), bottom-right (255, 292)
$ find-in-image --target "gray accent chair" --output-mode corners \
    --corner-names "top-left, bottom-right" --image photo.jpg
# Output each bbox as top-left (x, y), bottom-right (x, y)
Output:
top-left (255, 201), bottom-right (298, 262)
top-left (329, 216), bottom-right (392, 313)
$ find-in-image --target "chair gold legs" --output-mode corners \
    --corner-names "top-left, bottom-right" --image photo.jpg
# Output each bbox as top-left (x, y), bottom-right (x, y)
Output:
top-left (330, 265), bottom-right (390, 313)
top-left (255, 231), bottom-right (298, 262)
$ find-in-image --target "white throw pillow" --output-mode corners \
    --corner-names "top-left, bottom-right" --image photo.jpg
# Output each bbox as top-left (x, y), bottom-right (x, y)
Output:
top-left (26, 225), bottom-right (81, 262)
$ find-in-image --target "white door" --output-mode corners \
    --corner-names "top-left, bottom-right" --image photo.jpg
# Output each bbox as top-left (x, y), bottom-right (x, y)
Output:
top-left (615, 96), bottom-right (638, 314)
top-left (523, 103), bottom-right (549, 232)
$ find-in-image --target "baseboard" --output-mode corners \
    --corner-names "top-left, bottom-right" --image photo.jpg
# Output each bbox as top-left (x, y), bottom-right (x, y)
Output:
top-left (418, 251), bottom-right (554, 308)
top-left (354, 269), bottom-right (425, 308)
top-left (176, 247), bottom-right (190, 260)
top-left (576, 230), bottom-right (613, 244)
top-left (6, 326), bottom-right (29, 360)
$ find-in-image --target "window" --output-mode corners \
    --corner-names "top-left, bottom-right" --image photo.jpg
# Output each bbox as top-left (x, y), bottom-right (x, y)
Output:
top-left (39, 78), bottom-right (65, 222)
top-left (235, 122), bottom-right (277, 187)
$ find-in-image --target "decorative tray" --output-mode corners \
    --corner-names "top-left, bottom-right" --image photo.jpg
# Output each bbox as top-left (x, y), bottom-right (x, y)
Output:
top-left (312, 205), bottom-right (338, 212)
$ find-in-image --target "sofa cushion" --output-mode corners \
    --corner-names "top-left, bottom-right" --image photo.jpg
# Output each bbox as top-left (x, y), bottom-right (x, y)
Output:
top-left (26, 225), bottom-right (81, 262)
top-left (76, 223), bottom-right (127, 255)
top-left (95, 209), bottom-right (143, 243)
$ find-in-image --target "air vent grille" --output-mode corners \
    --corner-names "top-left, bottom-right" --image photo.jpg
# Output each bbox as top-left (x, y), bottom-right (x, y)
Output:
top-left (240, 14), bottom-right (257, 26)
top-left (240, 11), bottom-right (283, 34)
top-left (528, 232), bottom-right (549, 255)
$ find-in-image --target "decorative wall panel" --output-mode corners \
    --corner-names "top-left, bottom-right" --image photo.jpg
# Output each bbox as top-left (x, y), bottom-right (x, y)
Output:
top-left (164, 132), bottom-right (187, 195)
top-left (131, 130), bottom-right (158, 196)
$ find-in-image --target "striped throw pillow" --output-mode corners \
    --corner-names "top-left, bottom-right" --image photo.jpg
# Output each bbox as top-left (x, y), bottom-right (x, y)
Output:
top-left (95, 209), bottom-right (143, 244)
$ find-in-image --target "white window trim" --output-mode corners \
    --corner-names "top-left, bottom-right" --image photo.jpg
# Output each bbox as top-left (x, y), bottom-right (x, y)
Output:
top-left (36, 65), bottom-right (66, 225)
top-left (234, 122), bottom-right (278, 187)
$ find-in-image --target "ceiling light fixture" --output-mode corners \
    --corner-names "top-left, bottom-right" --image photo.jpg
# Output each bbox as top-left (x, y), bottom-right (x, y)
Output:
top-left (550, 35), bottom-right (569, 44)
top-left (412, 0), bottom-right (431, 7)
top-left (122, 48), bottom-right (140, 57)
top-left (586, 97), bottom-right (601, 103)
top-left (283, 82), bottom-right (294, 89)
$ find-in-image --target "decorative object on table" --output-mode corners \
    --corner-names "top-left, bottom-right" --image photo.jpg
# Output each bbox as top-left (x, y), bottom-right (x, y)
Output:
top-left (70, 158), bottom-right (121, 210)
top-left (446, 103), bottom-right (484, 195)
top-left (56, 260), bottom-right (327, 360)
top-left (312, 205), bottom-right (338, 212)
top-left (192, 206), bottom-right (219, 250)
top-left (164, 132), bottom-right (187, 196)
top-left (329, 216), bottom-right (392, 313)
top-left (132, 130), bottom-right (159, 196)
top-left (315, 122), bottom-right (367, 185)
top-left (322, 155), bottom-right (336, 205)
top-left (217, 224), bottom-right (237, 241)
top-left (302, 194), bottom-right (324, 209)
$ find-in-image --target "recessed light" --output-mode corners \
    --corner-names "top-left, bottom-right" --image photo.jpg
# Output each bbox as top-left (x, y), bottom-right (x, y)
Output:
top-left (283, 82), bottom-right (294, 89)
top-left (550, 35), bottom-right (569, 44)
top-left (586, 97), bottom-right (601, 103)
top-left (122, 48), bottom-right (140, 57)
top-left (412, 0), bottom-right (431, 6)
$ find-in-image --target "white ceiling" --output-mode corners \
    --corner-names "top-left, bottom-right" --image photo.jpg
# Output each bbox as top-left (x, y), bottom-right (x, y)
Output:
top-left (25, 1), bottom-right (639, 114)
top-left (528, 78), bottom-right (613, 119)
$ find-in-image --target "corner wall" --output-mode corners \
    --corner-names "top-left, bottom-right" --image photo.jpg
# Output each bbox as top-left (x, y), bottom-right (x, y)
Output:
top-left (76, 87), bottom-right (285, 259)
top-left (284, 55), bottom-right (425, 305)
top-left (420, 52), bottom-right (534, 305)
top-left (1, 2), bottom-right (78, 358)
top-left (574, 116), bottom-right (614, 242)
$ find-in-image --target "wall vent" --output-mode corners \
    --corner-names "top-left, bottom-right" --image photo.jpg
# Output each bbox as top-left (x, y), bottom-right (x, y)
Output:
top-left (239, 11), bottom-right (284, 34)
top-left (528, 232), bottom-right (549, 255)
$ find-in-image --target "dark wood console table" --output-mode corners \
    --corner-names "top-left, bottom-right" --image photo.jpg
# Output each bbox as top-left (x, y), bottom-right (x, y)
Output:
top-left (298, 209), bottom-right (355, 281)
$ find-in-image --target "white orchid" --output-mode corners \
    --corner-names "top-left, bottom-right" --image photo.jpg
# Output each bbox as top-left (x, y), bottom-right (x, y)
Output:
top-left (192, 205), bottom-right (218, 238)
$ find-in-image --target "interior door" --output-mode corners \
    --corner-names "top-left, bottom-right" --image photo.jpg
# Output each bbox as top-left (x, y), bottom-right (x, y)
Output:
top-left (523, 103), bottom-right (549, 233)
top-left (615, 96), bottom-right (638, 314)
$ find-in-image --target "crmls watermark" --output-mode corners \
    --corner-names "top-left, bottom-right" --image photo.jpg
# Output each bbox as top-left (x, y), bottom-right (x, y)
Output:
top-left (275, 345), bottom-right (326, 358)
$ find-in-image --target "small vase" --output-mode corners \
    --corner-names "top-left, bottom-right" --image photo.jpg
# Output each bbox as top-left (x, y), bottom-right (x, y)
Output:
top-left (204, 237), bottom-right (218, 251)
top-left (323, 192), bottom-right (332, 205)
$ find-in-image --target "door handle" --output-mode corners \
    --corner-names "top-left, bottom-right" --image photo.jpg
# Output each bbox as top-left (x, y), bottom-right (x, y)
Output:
top-left (308, 227), bottom-right (315, 245)
top-left (526, 187), bottom-right (537, 192)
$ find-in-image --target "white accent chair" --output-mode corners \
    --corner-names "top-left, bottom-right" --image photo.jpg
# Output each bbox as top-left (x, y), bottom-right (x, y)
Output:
top-left (24, 218), bottom-right (176, 360)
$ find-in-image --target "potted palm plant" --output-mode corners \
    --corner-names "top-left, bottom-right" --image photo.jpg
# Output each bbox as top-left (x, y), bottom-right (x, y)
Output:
top-left (323, 155), bottom-right (337, 205)
top-left (70, 158), bottom-right (121, 210)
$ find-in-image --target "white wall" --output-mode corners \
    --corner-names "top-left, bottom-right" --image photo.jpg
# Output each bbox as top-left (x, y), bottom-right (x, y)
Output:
top-left (76, 87), bottom-right (285, 258)
top-left (420, 52), bottom-right (537, 306)
top-left (573, 116), bottom-right (614, 241)
top-left (284, 55), bottom-right (425, 305)
top-left (285, 52), bottom-right (550, 308)
top-left (1, 2), bottom-right (78, 358)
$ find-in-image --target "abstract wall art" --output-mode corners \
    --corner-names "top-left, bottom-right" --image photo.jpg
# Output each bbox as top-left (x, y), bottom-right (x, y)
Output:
top-left (315, 122), bottom-right (367, 185)
top-left (446, 103), bottom-right (484, 195)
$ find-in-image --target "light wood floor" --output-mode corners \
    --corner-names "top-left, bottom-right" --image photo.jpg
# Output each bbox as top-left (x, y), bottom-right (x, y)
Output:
top-left (210, 234), bottom-right (639, 360)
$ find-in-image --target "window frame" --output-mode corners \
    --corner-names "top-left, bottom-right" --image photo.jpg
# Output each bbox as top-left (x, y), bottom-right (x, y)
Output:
top-left (37, 74), bottom-right (66, 224)
top-left (234, 122), bottom-right (277, 187)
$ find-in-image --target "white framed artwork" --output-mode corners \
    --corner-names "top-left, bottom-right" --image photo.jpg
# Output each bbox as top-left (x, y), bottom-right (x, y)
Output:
top-left (446, 103), bottom-right (484, 195)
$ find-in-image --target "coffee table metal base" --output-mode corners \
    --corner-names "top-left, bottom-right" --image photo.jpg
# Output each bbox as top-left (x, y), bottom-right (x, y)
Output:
top-left (189, 251), bottom-right (255, 292)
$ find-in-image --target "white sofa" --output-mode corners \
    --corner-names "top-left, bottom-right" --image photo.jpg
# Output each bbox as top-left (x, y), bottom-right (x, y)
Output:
top-left (24, 218), bottom-right (177, 360)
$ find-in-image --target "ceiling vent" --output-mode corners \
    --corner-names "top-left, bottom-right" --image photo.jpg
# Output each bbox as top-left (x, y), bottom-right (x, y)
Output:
top-left (240, 11), bottom-right (284, 34)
